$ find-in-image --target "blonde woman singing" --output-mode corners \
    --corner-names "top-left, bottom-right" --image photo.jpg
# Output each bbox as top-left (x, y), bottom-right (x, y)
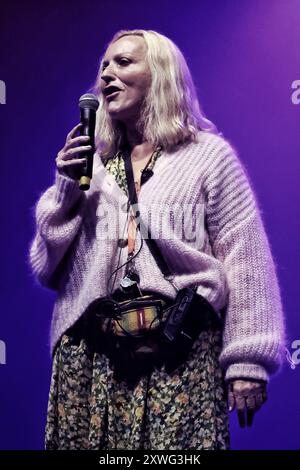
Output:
top-left (29, 29), bottom-right (285, 450)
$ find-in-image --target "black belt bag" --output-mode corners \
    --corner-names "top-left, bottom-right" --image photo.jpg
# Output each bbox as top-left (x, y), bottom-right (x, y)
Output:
top-left (163, 286), bottom-right (222, 345)
top-left (81, 287), bottom-right (221, 379)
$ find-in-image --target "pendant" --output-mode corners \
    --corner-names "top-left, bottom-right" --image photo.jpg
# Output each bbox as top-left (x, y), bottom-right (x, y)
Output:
top-left (120, 275), bottom-right (136, 289)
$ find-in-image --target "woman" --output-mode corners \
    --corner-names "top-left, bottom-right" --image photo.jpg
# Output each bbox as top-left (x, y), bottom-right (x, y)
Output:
top-left (29, 29), bottom-right (285, 450)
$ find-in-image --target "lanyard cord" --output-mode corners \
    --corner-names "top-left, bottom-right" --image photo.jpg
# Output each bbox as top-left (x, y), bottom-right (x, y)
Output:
top-left (107, 207), bottom-right (144, 296)
top-left (107, 145), bottom-right (179, 295)
top-left (122, 145), bottom-right (174, 280)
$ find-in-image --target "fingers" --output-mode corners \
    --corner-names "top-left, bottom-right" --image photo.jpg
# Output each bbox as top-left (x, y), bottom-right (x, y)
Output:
top-left (236, 395), bottom-right (247, 428)
top-left (56, 156), bottom-right (86, 168)
top-left (253, 392), bottom-right (263, 409)
top-left (245, 393), bottom-right (257, 427)
top-left (235, 393), bottom-right (256, 428)
top-left (228, 379), bottom-right (268, 429)
top-left (55, 156), bottom-right (86, 176)
top-left (65, 123), bottom-right (91, 154)
top-left (61, 145), bottom-right (92, 160)
top-left (55, 123), bottom-right (93, 179)
top-left (245, 393), bottom-right (256, 410)
top-left (56, 145), bottom-right (91, 175)
top-left (65, 135), bottom-right (90, 150)
top-left (67, 122), bottom-right (82, 140)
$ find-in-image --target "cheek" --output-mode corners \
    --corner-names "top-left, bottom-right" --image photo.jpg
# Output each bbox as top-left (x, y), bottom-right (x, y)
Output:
top-left (120, 86), bottom-right (145, 106)
top-left (121, 69), bottom-right (151, 96)
top-left (128, 80), bottom-right (150, 103)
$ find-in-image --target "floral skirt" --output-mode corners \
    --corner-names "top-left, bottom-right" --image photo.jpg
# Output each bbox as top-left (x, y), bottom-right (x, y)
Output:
top-left (45, 322), bottom-right (230, 450)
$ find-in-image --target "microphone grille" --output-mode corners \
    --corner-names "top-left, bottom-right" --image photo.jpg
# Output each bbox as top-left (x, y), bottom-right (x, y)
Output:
top-left (79, 93), bottom-right (99, 110)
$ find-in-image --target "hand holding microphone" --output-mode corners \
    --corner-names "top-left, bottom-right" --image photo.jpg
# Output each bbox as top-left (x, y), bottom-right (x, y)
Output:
top-left (55, 94), bottom-right (99, 190)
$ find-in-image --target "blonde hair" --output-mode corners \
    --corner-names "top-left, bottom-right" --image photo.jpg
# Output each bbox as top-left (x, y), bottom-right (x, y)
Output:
top-left (92, 29), bottom-right (217, 158)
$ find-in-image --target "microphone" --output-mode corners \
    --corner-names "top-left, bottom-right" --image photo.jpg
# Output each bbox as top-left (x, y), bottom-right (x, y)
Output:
top-left (78, 93), bottom-right (99, 190)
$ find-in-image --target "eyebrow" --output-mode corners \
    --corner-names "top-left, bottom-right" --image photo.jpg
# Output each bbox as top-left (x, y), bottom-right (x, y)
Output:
top-left (102, 53), bottom-right (133, 67)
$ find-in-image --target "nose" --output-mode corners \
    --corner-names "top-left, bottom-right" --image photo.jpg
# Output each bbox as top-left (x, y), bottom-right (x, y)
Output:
top-left (101, 63), bottom-right (117, 86)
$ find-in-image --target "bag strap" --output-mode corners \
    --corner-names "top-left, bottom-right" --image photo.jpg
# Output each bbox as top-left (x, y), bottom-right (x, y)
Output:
top-left (122, 146), bottom-right (172, 279)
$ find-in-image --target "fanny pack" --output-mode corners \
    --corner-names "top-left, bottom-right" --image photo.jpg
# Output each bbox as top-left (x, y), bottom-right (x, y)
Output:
top-left (84, 288), bottom-right (220, 380)
top-left (90, 294), bottom-right (171, 338)
top-left (114, 295), bottom-right (170, 336)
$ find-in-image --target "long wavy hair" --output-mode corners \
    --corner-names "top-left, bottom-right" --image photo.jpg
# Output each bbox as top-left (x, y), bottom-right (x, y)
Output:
top-left (92, 29), bottom-right (217, 159)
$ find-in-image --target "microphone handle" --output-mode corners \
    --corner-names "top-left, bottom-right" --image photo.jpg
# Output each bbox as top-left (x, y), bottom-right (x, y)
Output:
top-left (79, 107), bottom-right (96, 190)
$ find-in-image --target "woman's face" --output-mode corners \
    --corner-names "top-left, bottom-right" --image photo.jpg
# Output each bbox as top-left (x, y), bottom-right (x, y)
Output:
top-left (100, 35), bottom-right (151, 125)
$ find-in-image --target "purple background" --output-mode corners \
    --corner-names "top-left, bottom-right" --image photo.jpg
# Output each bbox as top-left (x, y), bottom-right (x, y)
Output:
top-left (0, 0), bottom-right (299, 450)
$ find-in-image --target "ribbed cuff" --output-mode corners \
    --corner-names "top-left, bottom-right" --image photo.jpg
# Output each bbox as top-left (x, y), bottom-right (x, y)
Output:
top-left (224, 363), bottom-right (269, 383)
top-left (54, 170), bottom-right (82, 205)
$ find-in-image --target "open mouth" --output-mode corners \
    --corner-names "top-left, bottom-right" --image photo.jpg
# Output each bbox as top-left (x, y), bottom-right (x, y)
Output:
top-left (104, 85), bottom-right (122, 98)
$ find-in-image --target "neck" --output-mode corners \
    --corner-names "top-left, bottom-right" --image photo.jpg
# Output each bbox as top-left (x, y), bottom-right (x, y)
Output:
top-left (125, 125), bottom-right (144, 149)
top-left (123, 124), bottom-right (154, 161)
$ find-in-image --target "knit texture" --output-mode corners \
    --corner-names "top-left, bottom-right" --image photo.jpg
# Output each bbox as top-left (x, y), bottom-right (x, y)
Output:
top-left (28, 131), bottom-right (285, 382)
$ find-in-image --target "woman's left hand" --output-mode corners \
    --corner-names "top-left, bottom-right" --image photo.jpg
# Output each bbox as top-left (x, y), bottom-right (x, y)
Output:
top-left (227, 379), bottom-right (268, 427)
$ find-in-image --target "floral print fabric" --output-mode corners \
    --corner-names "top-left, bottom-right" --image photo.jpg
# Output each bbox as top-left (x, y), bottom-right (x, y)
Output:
top-left (45, 329), bottom-right (229, 450)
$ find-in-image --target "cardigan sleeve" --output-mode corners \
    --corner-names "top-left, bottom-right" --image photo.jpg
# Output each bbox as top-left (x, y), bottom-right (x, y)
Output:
top-left (203, 136), bottom-right (286, 382)
top-left (28, 170), bottom-right (87, 290)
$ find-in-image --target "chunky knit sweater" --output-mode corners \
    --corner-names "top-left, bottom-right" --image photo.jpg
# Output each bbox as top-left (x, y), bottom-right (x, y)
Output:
top-left (28, 131), bottom-right (285, 382)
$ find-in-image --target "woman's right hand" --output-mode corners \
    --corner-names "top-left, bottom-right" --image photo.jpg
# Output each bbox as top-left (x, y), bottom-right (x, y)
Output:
top-left (55, 123), bottom-right (92, 180)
